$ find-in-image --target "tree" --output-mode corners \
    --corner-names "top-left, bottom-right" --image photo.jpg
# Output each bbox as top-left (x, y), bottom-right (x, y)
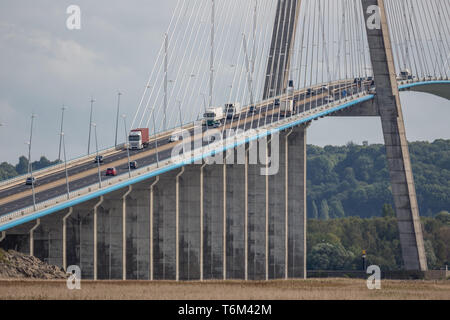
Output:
top-left (15, 156), bottom-right (29, 175)
top-left (435, 211), bottom-right (450, 225)
top-left (330, 199), bottom-right (345, 218)
top-left (307, 242), bottom-right (354, 270)
top-left (0, 162), bottom-right (17, 180)
top-left (382, 203), bottom-right (395, 218)
top-left (311, 200), bottom-right (319, 219)
top-left (320, 199), bottom-right (330, 220)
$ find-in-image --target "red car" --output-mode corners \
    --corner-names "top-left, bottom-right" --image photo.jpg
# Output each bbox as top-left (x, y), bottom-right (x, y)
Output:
top-left (106, 168), bottom-right (117, 176)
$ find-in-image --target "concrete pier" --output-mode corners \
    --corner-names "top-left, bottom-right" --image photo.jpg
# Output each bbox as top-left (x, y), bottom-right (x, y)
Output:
top-left (361, 0), bottom-right (427, 271)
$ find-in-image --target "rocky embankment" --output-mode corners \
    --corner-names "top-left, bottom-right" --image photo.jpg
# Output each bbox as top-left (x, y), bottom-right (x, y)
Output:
top-left (0, 248), bottom-right (67, 279)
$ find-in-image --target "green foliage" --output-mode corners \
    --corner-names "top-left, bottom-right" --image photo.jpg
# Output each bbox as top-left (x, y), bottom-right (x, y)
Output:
top-left (15, 156), bottom-right (29, 175)
top-left (307, 140), bottom-right (450, 219)
top-left (382, 203), bottom-right (395, 218)
top-left (319, 199), bottom-right (330, 220)
top-left (1, 156), bottom-right (60, 181)
top-left (0, 162), bottom-right (17, 180)
top-left (307, 243), bottom-right (355, 270)
top-left (311, 200), bottom-right (319, 219)
top-left (435, 211), bottom-right (450, 226)
top-left (307, 215), bottom-right (450, 270)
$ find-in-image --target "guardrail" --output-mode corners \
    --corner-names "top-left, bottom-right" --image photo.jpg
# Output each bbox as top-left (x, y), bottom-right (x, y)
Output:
top-left (0, 144), bottom-right (126, 191)
top-left (0, 90), bottom-right (372, 229)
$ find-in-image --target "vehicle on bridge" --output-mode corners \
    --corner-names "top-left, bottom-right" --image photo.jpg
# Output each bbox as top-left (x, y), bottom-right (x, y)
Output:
top-left (399, 69), bottom-right (413, 80)
top-left (25, 176), bottom-right (36, 185)
top-left (106, 167), bottom-right (117, 176)
top-left (225, 103), bottom-right (242, 119)
top-left (129, 161), bottom-right (138, 169)
top-left (203, 106), bottom-right (224, 127)
top-left (307, 88), bottom-right (316, 96)
top-left (324, 96), bottom-right (335, 103)
top-left (280, 100), bottom-right (295, 116)
top-left (129, 128), bottom-right (150, 150)
top-left (169, 130), bottom-right (182, 142)
top-left (274, 98), bottom-right (280, 107)
top-left (94, 155), bottom-right (104, 163)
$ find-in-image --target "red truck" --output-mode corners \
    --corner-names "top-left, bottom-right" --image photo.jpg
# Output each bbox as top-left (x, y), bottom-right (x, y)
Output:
top-left (128, 128), bottom-right (150, 150)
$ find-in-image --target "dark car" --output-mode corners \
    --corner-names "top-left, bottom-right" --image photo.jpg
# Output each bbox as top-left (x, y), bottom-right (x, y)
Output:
top-left (129, 161), bottom-right (138, 169)
top-left (94, 155), bottom-right (104, 163)
top-left (274, 99), bottom-right (280, 106)
top-left (106, 167), bottom-right (117, 176)
top-left (25, 177), bottom-right (36, 185)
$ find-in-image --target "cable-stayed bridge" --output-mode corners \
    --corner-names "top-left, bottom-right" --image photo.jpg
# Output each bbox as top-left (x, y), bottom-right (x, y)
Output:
top-left (0, 0), bottom-right (449, 280)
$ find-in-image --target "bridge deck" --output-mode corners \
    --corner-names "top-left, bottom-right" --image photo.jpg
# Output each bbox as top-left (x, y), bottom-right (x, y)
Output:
top-left (0, 79), bottom-right (448, 231)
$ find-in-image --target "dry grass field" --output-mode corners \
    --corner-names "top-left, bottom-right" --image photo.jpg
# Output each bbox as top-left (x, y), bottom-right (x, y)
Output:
top-left (0, 278), bottom-right (449, 300)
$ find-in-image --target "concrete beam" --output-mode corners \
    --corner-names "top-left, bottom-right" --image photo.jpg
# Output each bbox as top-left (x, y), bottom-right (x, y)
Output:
top-left (149, 177), bottom-right (159, 280)
top-left (122, 186), bottom-right (133, 280)
top-left (179, 166), bottom-right (201, 281)
top-left (263, 0), bottom-right (302, 99)
top-left (362, 0), bottom-right (427, 271)
top-left (287, 126), bottom-right (307, 279)
top-left (329, 99), bottom-right (379, 117)
top-left (93, 196), bottom-right (104, 280)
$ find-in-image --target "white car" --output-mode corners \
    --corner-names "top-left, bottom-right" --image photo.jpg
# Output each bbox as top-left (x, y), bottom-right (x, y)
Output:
top-left (324, 96), bottom-right (335, 103)
top-left (169, 133), bottom-right (181, 142)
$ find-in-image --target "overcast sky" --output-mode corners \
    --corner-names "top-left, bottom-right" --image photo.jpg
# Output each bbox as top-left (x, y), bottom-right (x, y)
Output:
top-left (0, 1), bottom-right (449, 164)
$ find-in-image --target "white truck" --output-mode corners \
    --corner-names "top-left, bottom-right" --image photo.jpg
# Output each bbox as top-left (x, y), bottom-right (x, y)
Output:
top-left (225, 103), bottom-right (242, 119)
top-left (204, 107), bottom-right (224, 127)
top-left (280, 100), bottom-right (295, 116)
top-left (399, 69), bottom-right (413, 80)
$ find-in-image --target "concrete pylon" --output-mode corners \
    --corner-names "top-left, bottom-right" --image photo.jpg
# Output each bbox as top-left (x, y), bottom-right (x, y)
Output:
top-left (263, 0), bottom-right (302, 100)
top-left (361, 0), bottom-right (427, 271)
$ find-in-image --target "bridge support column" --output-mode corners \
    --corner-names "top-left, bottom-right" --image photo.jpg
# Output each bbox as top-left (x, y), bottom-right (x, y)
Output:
top-left (126, 182), bottom-right (152, 280)
top-left (154, 171), bottom-right (178, 280)
top-left (225, 148), bottom-right (246, 280)
top-left (287, 126), bottom-right (307, 279)
top-left (179, 166), bottom-right (201, 281)
top-left (247, 141), bottom-right (267, 280)
top-left (203, 162), bottom-right (225, 280)
top-left (97, 191), bottom-right (127, 280)
top-left (149, 177), bottom-right (159, 280)
top-left (175, 168), bottom-right (184, 281)
top-left (284, 129), bottom-right (293, 279)
top-left (200, 164), bottom-right (206, 281)
top-left (244, 150), bottom-right (249, 281)
top-left (93, 196), bottom-right (104, 280)
top-left (362, 0), bottom-right (427, 271)
top-left (122, 186), bottom-right (132, 280)
top-left (268, 132), bottom-right (288, 280)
